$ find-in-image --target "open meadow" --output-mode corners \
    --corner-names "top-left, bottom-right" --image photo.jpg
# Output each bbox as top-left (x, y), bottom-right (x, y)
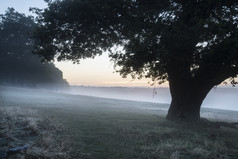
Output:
top-left (0, 85), bottom-right (238, 159)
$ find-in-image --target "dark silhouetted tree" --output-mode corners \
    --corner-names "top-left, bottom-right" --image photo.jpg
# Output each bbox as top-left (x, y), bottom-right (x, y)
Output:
top-left (33, 0), bottom-right (238, 121)
top-left (0, 8), bottom-right (68, 88)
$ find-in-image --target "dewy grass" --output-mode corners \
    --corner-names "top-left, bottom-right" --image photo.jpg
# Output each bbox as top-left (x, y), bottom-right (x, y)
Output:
top-left (0, 106), bottom-right (71, 159)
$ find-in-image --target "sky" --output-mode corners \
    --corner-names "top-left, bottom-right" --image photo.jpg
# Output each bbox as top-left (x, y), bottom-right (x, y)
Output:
top-left (0, 0), bottom-right (152, 87)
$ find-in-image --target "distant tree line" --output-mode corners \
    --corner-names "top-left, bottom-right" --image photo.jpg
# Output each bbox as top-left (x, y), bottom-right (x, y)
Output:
top-left (0, 8), bottom-right (68, 88)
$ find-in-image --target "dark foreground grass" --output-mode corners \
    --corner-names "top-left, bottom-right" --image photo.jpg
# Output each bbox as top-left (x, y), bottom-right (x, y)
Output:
top-left (43, 105), bottom-right (238, 159)
top-left (1, 85), bottom-right (238, 159)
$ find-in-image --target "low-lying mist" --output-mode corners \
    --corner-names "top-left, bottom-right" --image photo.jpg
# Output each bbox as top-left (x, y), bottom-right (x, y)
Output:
top-left (1, 84), bottom-right (237, 111)
top-left (61, 86), bottom-right (238, 111)
top-left (65, 86), bottom-right (171, 103)
top-left (1, 84), bottom-right (238, 123)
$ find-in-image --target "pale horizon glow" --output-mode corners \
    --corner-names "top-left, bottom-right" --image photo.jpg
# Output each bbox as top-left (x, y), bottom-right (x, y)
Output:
top-left (54, 54), bottom-right (159, 87)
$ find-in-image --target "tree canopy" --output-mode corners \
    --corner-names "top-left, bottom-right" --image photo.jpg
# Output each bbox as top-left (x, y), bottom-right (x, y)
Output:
top-left (0, 8), bottom-right (68, 88)
top-left (33, 0), bottom-right (238, 121)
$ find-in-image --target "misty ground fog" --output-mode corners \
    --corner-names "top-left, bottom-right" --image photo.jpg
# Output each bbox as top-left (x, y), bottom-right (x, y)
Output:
top-left (62, 86), bottom-right (238, 111)
top-left (1, 85), bottom-right (238, 123)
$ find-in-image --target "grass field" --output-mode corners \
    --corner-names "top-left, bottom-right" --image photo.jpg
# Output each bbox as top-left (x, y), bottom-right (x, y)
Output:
top-left (0, 85), bottom-right (238, 159)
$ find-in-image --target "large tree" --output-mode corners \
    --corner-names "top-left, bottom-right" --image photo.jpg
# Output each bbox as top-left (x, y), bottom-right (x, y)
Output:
top-left (0, 8), bottom-right (68, 88)
top-left (33, 0), bottom-right (238, 121)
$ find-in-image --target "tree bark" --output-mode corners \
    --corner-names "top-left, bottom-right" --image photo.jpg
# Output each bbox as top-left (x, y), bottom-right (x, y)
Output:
top-left (166, 74), bottom-right (213, 122)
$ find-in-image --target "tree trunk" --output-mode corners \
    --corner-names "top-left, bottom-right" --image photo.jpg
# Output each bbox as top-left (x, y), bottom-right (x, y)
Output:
top-left (166, 78), bottom-right (213, 122)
